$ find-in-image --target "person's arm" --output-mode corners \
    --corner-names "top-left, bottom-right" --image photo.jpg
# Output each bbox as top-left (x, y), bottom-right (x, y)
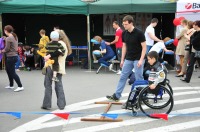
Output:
top-left (120, 42), bottom-right (126, 68)
top-left (161, 43), bottom-right (173, 53)
top-left (100, 41), bottom-right (107, 54)
top-left (48, 44), bottom-right (66, 58)
top-left (109, 36), bottom-right (119, 45)
top-left (176, 28), bottom-right (187, 39)
top-left (148, 32), bottom-right (162, 42)
top-left (100, 49), bottom-right (106, 54)
top-left (2, 38), bottom-right (11, 52)
top-left (184, 33), bottom-right (190, 40)
top-left (163, 47), bottom-right (173, 53)
top-left (149, 70), bottom-right (166, 89)
top-left (137, 41), bottom-right (146, 67)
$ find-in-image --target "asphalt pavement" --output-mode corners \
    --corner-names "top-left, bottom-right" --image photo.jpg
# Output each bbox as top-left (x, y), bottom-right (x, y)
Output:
top-left (0, 65), bottom-right (200, 132)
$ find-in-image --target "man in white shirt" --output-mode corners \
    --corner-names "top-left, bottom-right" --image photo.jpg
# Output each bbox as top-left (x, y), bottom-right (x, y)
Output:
top-left (145, 18), bottom-right (163, 54)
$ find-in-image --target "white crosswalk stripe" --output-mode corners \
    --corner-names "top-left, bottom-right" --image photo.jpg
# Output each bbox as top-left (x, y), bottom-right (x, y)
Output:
top-left (139, 119), bottom-right (200, 132)
top-left (10, 86), bottom-right (200, 132)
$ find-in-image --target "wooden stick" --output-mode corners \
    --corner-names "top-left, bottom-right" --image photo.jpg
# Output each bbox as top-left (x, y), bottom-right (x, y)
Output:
top-left (81, 101), bottom-right (123, 122)
top-left (95, 102), bottom-right (123, 105)
top-left (101, 102), bottom-right (112, 119)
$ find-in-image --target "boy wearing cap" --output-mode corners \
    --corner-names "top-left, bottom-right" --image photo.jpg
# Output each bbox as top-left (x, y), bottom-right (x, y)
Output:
top-left (44, 31), bottom-right (65, 82)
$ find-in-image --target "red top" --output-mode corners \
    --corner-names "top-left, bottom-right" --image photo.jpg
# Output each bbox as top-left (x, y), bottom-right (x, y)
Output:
top-left (115, 28), bottom-right (123, 48)
top-left (18, 46), bottom-right (24, 62)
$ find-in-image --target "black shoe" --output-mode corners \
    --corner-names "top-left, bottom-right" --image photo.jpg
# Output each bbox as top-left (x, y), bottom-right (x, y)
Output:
top-left (175, 74), bottom-right (184, 77)
top-left (180, 78), bottom-right (190, 83)
top-left (59, 107), bottom-right (65, 110)
top-left (41, 106), bottom-right (51, 110)
top-left (198, 76), bottom-right (200, 78)
top-left (121, 102), bottom-right (132, 109)
top-left (106, 94), bottom-right (119, 102)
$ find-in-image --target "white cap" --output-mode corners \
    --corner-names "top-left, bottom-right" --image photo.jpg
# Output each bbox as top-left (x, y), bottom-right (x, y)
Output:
top-left (50, 31), bottom-right (59, 41)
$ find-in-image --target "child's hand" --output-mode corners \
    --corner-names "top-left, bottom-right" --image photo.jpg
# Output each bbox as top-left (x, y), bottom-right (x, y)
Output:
top-left (44, 55), bottom-right (51, 61)
top-left (149, 84), bottom-right (156, 89)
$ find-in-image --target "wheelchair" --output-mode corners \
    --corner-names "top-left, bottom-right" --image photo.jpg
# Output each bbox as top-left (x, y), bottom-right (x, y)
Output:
top-left (124, 80), bottom-right (174, 118)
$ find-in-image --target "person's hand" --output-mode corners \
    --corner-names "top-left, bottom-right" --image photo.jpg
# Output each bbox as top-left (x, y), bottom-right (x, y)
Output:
top-left (167, 50), bottom-right (174, 53)
top-left (2, 36), bottom-right (6, 40)
top-left (44, 54), bottom-right (51, 61)
top-left (105, 42), bottom-right (111, 45)
top-left (149, 84), bottom-right (156, 89)
top-left (137, 60), bottom-right (143, 68)
top-left (120, 60), bottom-right (124, 68)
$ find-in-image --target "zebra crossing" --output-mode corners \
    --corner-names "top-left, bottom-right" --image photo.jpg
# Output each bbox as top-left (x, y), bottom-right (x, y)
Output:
top-left (62, 86), bottom-right (200, 132)
top-left (10, 86), bottom-right (200, 132)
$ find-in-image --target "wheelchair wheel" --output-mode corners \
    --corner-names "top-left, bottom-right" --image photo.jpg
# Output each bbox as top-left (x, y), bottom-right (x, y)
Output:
top-left (165, 79), bottom-right (173, 95)
top-left (138, 85), bottom-right (174, 118)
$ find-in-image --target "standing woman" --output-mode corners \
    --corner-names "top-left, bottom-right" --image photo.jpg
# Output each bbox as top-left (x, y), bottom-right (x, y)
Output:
top-left (41, 30), bottom-right (70, 110)
top-left (175, 19), bottom-right (188, 73)
top-left (0, 25), bottom-right (24, 92)
top-left (181, 20), bottom-right (200, 83)
top-left (176, 21), bottom-right (196, 77)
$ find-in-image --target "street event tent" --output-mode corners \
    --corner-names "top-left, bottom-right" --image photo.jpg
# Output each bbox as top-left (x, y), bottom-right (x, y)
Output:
top-left (0, 0), bottom-right (88, 14)
top-left (0, 0), bottom-right (176, 14)
top-left (89, 0), bottom-right (176, 14)
top-left (0, 0), bottom-right (176, 70)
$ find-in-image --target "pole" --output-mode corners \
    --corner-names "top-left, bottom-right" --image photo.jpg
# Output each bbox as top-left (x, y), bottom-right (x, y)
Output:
top-left (0, 14), bottom-right (2, 37)
top-left (87, 14), bottom-right (91, 71)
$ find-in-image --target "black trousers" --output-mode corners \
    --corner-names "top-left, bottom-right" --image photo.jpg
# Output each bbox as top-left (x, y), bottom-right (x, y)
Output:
top-left (185, 52), bottom-right (200, 82)
top-left (5, 56), bottom-right (22, 87)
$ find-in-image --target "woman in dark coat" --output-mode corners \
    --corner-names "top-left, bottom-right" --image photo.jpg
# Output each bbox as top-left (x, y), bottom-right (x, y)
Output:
top-left (181, 20), bottom-right (200, 83)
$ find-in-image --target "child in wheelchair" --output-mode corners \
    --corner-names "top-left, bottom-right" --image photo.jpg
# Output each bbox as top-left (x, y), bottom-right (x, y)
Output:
top-left (122, 51), bottom-right (168, 110)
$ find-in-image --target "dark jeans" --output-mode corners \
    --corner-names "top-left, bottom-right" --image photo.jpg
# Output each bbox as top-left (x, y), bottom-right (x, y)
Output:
top-left (42, 67), bottom-right (66, 109)
top-left (185, 52), bottom-right (200, 82)
top-left (98, 54), bottom-right (115, 67)
top-left (5, 56), bottom-right (22, 87)
top-left (116, 48), bottom-right (122, 70)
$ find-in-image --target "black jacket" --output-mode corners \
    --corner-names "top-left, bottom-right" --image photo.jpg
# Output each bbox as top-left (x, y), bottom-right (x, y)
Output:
top-left (191, 31), bottom-right (200, 51)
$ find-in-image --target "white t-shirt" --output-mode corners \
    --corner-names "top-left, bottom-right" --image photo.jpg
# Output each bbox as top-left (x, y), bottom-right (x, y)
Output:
top-left (149, 42), bottom-right (165, 53)
top-left (144, 25), bottom-right (155, 46)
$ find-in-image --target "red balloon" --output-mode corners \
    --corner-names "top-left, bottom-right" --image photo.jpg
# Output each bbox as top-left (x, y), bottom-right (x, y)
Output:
top-left (179, 16), bottom-right (185, 21)
top-left (173, 38), bottom-right (179, 46)
top-left (173, 18), bottom-right (181, 26)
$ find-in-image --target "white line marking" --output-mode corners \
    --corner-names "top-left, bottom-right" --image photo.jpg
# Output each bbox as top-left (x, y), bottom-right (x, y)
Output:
top-left (63, 107), bottom-right (200, 132)
top-left (10, 87), bottom-right (200, 132)
top-left (173, 87), bottom-right (200, 91)
top-left (139, 119), bottom-right (200, 132)
top-left (29, 97), bottom-right (200, 131)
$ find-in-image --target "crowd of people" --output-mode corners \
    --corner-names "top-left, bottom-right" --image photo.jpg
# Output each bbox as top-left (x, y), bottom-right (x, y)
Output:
top-left (0, 15), bottom-right (200, 110)
top-left (106, 15), bottom-right (200, 102)
top-left (0, 25), bottom-right (71, 110)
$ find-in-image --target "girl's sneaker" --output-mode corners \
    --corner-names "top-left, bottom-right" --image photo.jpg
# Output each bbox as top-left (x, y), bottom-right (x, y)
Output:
top-left (5, 86), bottom-right (14, 89)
